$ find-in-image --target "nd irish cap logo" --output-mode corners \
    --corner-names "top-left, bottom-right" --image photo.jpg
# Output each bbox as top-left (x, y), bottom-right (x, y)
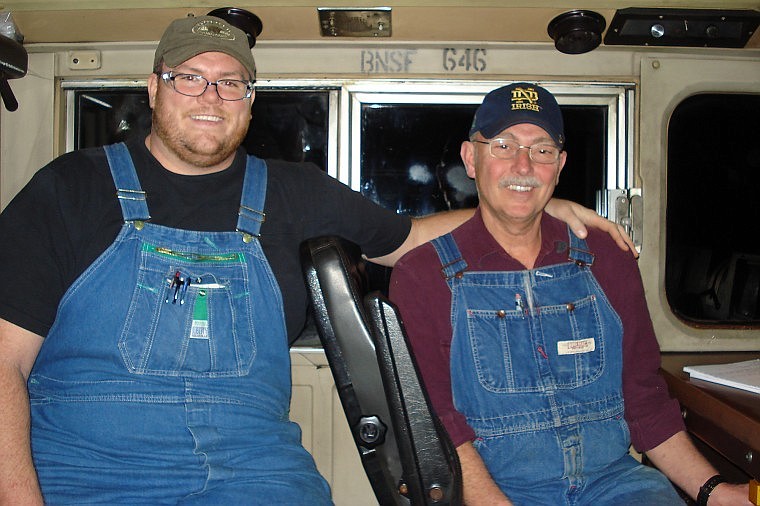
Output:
top-left (510, 86), bottom-right (541, 113)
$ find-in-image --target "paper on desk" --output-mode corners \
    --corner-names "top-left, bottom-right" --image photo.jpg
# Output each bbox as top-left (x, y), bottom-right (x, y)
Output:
top-left (683, 359), bottom-right (760, 394)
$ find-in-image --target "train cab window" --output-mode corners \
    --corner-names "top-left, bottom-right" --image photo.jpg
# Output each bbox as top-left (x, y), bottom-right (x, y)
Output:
top-left (665, 93), bottom-right (760, 325)
top-left (352, 83), bottom-right (628, 219)
top-left (71, 87), bottom-right (331, 170)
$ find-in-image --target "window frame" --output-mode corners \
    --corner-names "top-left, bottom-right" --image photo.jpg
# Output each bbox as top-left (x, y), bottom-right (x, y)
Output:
top-left (638, 55), bottom-right (760, 350)
top-left (345, 80), bottom-right (634, 215)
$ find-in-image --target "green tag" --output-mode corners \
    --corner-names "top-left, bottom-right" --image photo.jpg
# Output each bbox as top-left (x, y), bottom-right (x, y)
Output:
top-left (190, 290), bottom-right (209, 339)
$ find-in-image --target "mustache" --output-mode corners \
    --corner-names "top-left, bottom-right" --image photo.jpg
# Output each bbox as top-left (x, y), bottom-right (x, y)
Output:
top-left (498, 176), bottom-right (543, 189)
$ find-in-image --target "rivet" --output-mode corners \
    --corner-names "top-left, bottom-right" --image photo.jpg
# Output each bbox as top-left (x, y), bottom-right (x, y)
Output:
top-left (496, 310), bottom-right (506, 318)
top-left (455, 272), bottom-right (464, 279)
top-left (566, 303), bottom-right (575, 311)
top-left (134, 220), bottom-right (144, 230)
top-left (429, 485), bottom-right (444, 502)
top-left (241, 233), bottom-right (253, 243)
top-left (746, 451), bottom-right (754, 464)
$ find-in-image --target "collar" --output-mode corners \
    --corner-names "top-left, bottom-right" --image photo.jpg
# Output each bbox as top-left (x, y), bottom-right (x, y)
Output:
top-left (454, 207), bottom-right (568, 269)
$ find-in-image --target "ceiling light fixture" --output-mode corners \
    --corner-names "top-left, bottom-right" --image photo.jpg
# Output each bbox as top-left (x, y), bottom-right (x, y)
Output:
top-left (548, 10), bottom-right (607, 55)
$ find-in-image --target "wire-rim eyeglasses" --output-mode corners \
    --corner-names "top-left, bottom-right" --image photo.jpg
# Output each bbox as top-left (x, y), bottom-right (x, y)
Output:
top-left (472, 139), bottom-right (562, 164)
top-left (157, 71), bottom-right (254, 101)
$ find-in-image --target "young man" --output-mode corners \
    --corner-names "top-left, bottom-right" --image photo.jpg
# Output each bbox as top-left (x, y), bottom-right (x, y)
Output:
top-left (0, 16), bottom-right (631, 503)
top-left (390, 83), bottom-right (751, 506)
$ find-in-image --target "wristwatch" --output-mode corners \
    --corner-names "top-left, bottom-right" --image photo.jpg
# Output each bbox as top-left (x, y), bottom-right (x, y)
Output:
top-left (696, 474), bottom-right (726, 506)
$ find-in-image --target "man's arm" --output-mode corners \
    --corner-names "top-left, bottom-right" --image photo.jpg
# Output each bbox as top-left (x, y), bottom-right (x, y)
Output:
top-left (370, 209), bottom-right (473, 266)
top-left (645, 431), bottom-right (752, 506)
top-left (370, 199), bottom-right (635, 266)
top-left (457, 442), bottom-right (513, 506)
top-left (0, 319), bottom-right (45, 505)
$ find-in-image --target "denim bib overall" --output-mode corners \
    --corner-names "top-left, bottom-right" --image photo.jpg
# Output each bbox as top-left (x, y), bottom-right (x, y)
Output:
top-left (28, 143), bottom-right (331, 504)
top-left (432, 230), bottom-right (681, 506)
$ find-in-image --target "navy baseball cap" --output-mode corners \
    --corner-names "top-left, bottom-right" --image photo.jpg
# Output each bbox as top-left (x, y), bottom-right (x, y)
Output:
top-left (469, 83), bottom-right (565, 147)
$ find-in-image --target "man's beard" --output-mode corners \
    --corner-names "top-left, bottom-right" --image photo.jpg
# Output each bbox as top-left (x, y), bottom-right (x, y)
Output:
top-left (151, 100), bottom-right (248, 170)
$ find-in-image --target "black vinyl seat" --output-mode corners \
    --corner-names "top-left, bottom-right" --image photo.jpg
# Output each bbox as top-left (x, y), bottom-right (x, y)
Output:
top-left (300, 236), bottom-right (462, 505)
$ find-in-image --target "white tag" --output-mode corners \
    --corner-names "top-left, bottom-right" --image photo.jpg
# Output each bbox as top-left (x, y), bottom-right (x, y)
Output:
top-left (557, 338), bottom-right (595, 355)
top-left (190, 320), bottom-right (209, 339)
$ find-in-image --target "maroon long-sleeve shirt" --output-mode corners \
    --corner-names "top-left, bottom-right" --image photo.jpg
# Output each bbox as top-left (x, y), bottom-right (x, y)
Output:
top-left (390, 209), bottom-right (684, 452)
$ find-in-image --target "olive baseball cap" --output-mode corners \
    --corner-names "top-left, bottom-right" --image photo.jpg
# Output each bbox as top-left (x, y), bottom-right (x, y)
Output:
top-left (154, 15), bottom-right (256, 79)
top-left (470, 82), bottom-right (565, 147)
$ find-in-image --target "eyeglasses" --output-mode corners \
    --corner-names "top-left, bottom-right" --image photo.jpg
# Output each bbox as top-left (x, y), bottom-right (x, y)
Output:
top-left (472, 139), bottom-right (561, 164)
top-left (157, 72), bottom-right (254, 101)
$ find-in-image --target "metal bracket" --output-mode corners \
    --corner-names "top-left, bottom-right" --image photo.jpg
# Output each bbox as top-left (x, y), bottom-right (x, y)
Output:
top-left (599, 188), bottom-right (643, 252)
top-left (67, 50), bottom-right (101, 70)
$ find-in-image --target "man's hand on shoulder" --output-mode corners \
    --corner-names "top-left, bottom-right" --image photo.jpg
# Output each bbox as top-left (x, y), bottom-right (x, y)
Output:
top-left (545, 198), bottom-right (637, 257)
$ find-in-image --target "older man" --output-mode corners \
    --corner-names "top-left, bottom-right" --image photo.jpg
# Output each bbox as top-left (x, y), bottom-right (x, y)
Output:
top-left (0, 15), bottom-right (631, 503)
top-left (390, 83), bottom-right (751, 506)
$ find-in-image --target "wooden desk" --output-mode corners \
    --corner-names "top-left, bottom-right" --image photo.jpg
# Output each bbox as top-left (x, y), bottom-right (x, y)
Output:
top-left (660, 352), bottom-right (760, 480)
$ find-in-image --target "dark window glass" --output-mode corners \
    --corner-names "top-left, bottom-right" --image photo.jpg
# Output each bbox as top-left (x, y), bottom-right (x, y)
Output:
top-left (360, 104), bottom-right (477, 216)
top-left (75, 89), bottom-right (330, 169)
top-left (76, 91), bottom-right (152, 149)
top-left (666, 93), bottom-right (760, 325)
top-left (359, 103), bottom-right (606, 213)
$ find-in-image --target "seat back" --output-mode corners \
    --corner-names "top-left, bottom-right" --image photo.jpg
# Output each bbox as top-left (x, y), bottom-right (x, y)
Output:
top-left (300, 236), bottom-right (461, 505)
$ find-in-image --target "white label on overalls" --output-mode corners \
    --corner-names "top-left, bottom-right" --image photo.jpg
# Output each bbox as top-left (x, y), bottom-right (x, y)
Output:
top-left (557, 338), bottom-right (595, 355)
top-left (190, 320), bottom-right (209, 339)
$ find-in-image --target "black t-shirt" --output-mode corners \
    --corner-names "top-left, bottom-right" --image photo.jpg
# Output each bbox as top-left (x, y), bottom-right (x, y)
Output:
top-left (0, 138), bottom-right (411, 343)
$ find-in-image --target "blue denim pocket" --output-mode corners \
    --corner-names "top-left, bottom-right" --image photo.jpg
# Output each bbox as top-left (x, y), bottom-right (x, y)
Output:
top-left (465, 293), bottom-right (605, 393)
top-left (466, 307), bottom-right (539, 393)
top-left (118, 243), bottom-right (257, 377)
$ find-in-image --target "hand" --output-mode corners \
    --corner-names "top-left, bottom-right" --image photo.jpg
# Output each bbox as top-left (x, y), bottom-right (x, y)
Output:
top-left (707, 482), bottom-right (753, 506)
top-left (457, 442), bottom-right (515, 506)
top-left (545, 198), bottom-right (638, 258)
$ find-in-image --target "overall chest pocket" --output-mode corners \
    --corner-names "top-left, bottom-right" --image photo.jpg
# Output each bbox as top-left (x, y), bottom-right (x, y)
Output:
top-left (119, 244), bottom-right (256, 378)
top-left (465, 294), bottom-right (604, 393)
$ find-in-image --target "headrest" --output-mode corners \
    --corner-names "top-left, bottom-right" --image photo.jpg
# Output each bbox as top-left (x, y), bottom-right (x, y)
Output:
top-left (0, 33), bottom-right (28, 111)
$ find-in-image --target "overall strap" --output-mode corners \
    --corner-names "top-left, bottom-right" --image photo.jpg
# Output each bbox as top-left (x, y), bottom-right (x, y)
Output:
top-left (567, 225), bottom-right (595, 266)
top-left (104, 142), bottom-right (151, 222)
top-left (432, 234), bottom-right (469, 279)
top-left (235, 155), bottom-right (268, 238)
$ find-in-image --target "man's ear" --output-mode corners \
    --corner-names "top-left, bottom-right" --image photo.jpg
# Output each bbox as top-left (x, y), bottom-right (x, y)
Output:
top-left (147, 72), bottom-right (158, 109)
top-left (461, 140), bottom-right (477, 179)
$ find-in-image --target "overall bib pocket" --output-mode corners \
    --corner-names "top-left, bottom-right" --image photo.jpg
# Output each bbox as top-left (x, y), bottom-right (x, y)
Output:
top-left (119, 243), bottom-right (257, 377)
top-left (466, 294), bottom-right (605, 393)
